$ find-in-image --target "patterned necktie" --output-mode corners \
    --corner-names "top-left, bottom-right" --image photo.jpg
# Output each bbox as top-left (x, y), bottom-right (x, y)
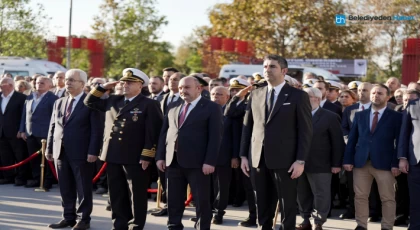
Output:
top-left (179, 103), bottom-right (191, 127)
top-left (64, 99), bottom-right (75, 125)
top-left (371, 111), bottom-right (379, 133)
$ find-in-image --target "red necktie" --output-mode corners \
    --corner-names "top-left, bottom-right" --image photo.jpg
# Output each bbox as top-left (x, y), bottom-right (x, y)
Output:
top-left (64, 99), bottom-right (75, 125)
top-left (178, 103), bottom-right (191, 127)
top-left (361, 105), bottom-right (365, 110)
top-left (371, 111), bottom-right (379, 133)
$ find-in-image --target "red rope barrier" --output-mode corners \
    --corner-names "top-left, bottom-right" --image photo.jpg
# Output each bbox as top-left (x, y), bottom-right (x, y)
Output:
top-left (147, 188), bottom-right (158, 193)
top-left (47, 160), bottom-right (58, 180)
top-left (185, 193), bottom-right (193, 206)
top-left (0, 151), bottom-right (40, 171)
top-left (92, 162), bottom-right (107, 183)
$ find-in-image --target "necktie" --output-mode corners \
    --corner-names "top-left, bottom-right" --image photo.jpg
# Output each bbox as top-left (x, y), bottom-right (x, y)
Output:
top-left (153, 95), bottom-right (157, 100)
top-left (371, 111), bottom-right (379, 133)
top-left (266, 89), bottom-right (275, 120)
top-left (124, 100), bottom-right (130, 106)
top-left (179, 103), bottom-right (191, 127)
top-left (64, 99), bottom-right (75, 125)
top-left (361, 105), bottom-right (365, 110)
top-left (171, 95), bottom-right (175, 103)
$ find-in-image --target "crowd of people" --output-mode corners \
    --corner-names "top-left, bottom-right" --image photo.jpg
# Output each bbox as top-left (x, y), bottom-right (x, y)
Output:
top-left (0, 54), bottom-right (420, 230)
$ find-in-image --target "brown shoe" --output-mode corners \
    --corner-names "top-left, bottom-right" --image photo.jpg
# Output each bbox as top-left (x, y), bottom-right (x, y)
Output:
top-left (314, 224), bottom-right (323, 230)
top-left (296, 223), bottom-right (312, 230)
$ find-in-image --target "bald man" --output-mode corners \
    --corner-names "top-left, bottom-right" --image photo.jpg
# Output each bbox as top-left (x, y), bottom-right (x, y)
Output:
top-left (385, 77), bottom-right (401, 105)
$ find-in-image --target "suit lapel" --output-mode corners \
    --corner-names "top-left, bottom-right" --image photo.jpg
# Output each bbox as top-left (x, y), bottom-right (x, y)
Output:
top-left (260, 87), bottom-right (268, 121)
top-left (0, 93), bottom-right (3, 115)
top-left (32, 93), bottom-right (49, 114)
top-left (65, 94), bottom-right (86, 125)
top-left (3, 92), bottom-right (17, 115)
top-left (181, 98), bottom-right (205, 128)
top-left (28, 95), bottom-right (35, 114)
top-left (267, 84), bottom-right (291, 124)
top-left (61, 96), bottom-right (68, 124)
top-left (174, 101), bottom-right (183, 128)
top-left (312, 108), bottom-right (322, 126)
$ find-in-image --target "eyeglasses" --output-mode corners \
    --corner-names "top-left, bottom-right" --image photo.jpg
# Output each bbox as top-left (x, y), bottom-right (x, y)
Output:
top-left (65, 78), bottom-right (82, 83)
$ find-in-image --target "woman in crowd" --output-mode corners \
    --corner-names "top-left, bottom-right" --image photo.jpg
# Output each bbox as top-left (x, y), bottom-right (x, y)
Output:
top-left (15, 80), bottom-right (32, 95)
top-left (339, 89), bottom-right (357, 112)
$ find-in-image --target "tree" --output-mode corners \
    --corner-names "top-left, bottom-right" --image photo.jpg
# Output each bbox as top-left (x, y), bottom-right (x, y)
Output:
top-left (0, 0), bottom-right (50, 57)
top-left (92, 0), bottom-right (174, 78)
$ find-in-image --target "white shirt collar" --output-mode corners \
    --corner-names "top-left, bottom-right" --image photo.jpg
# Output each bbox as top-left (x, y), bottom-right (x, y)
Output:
top-left (320, 98), bottom-right (327, 107)
top-left (360, 101), bottom-right (371, 109)
top-left (267, 81), bottom-right (286, 94)
top-left (152, 91), bottom-right (164, 97)
top-left (125, 94), bottom-right (138, 102)
top-left (33, 91), bottom-right (48, 98)
top-left (187, 95), bottom-right (202, 107)
top-left (371, 106), bottom-right (386, 115)
top-left (169, 92), bottom-right (180, 97)
top-left (70, 91), bottom-right (84, 101)
top-left (1, 90), bottom-right (14, 99)
top-left (312, 106), bottom-right (320, 116)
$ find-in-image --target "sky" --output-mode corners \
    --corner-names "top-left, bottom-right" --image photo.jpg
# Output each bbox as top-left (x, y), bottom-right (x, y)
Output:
top-left (29, 0), bottom-right (231, 50)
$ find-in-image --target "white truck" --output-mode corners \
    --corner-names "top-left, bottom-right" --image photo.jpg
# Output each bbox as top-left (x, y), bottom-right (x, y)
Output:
top-left (0, 56), bottom-right (67, 77)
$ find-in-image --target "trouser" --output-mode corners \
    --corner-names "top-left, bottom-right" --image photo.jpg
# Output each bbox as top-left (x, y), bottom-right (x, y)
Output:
top-left (0, 136), bottom-right (29, 182)
top-left (213, 164), bottom-right (232, 217)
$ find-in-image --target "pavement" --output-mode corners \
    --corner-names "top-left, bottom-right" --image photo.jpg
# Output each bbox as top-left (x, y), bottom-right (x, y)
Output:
top-left (0, 184), bottom-right (408, 230)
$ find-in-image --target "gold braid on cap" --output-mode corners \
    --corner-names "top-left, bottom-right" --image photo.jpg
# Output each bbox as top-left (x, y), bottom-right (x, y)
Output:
top-left (122, 70), bottom-right (144, 83)
top-left (350, 82), bottom-right (357, 89)
top-left (230, 80), bottom-right (246, 89)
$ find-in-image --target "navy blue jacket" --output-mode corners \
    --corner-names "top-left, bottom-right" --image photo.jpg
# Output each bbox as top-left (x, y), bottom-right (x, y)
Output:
top-left (398, 98), bottom-right (420, 165)
top-left (344, 107), bottom-right (402, 170)
top-left (20, 91), bottom-right (58, 138)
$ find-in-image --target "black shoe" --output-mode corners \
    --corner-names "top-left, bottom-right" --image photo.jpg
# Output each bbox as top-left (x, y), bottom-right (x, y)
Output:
top-left (48, 219), bottom-right (76, 229)
top-left (95, 187), bottom-right (108, 195)
top-left (44, 182), bottom-right (52, 190)
top-left (394, 216), bottom-right (408, 226)
top-left (190, 217), bottom-right (198, 222)
top-left (355, 226), bottom-right (367, 230)
top-left (368, 215), bottom-right (381, 222)
top-left (105, 205), bottom-right (111, 211)
top-left (339, 211), bottom-right (355, 219)
top-left (239, 218), bottom-right (257, 227)
top-left (25, 180), bottom-right (39, 188)
top-left (14, 180), bottom-right (26, 186)
top-left (212, 215), bottom-right (223, 225)
top-left (0, 179), bottom-right (14, 185)
top-left (151, 208), bottom-right (168, 216)
top-left (72, 221), bottom-right (90, 230)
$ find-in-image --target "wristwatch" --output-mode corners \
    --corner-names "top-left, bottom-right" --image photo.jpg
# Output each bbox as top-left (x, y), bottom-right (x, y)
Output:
top-left (296, 160), bottom-right (305, 165)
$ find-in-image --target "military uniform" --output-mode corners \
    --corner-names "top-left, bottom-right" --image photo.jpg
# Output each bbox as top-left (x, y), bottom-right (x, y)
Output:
top-left (84, 68), bottom-right (163, 230)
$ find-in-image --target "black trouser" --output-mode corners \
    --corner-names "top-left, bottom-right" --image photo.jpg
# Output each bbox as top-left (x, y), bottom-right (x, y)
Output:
top-left (56, 150), bottom-right (94, 223)
top-left (166, 158), bottom-right (212, 230)
top-left (231, 167), bottom-right (246, 204)
top-left (213, 164), bottom-right (232, 217)
top-left (395, 173), bottom-right (409, 219)
top-left (346, 171), bottom-right (356, 214)
top-left (0, 136), bottom-right (29, 182)
top-left (27, 136), bottom-right (54, 184)
top-left (242, 168), bottom-right (257, 220)
top-left (107, 163), bottom-right (150, 230)
top-left (251, 159), bottom-right (297, 230)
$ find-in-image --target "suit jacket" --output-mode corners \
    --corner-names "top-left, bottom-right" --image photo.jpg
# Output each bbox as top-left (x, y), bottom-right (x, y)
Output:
top-left (225, 95), bottom-right (249, 160)
top-left (395, 104), bottom-right (404, 113)
top-left (240, 83), bottom-right (313, 169)
top-left (46, 93), bottom-right (103, 160)
top-left (0, 91), bottom-right (27, 138)
top-left (201, 89), bottom-right (210, 99)
top-left (398, 98), bottom-right (420, 165)
top-left (19, 91), bottom-right (58, 138)
top-left (333, 100), bottom-right (342, 108)
top-left (216, 111), bottom-right (233, 166)
top-left (148, 91), bottom-right (166, 103)
top-left (322, 100), bottom-right (342, 118)
top-left (343, 108), bottom-right (402, 170)
top-left (54, 88), bottom-right (68, 98)
top-left (84, 89), bottom-right (163, 164)
top-left (342, 103), bottom-right (360, 137)
top-left (156, 97), bottom-right (223, 168)
top-left (160, 92), bottom-right (183, 115)
top-left (305, 108), bottom-right (345, 173)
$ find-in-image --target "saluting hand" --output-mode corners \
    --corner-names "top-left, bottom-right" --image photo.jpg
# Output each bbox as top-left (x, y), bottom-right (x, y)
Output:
top-left (156, 160), bottom-right (166, 172)
top-left (87, 155), bottom-right (98, 163)
top-left (240, 157), bottom-right (250, 177)
top-left (288, 162), bottom-right (304, 179)
top-left (140, 160), bottom-right (150, 170)
top-left (101, 81), bottom-right (120, 90)
top-left (235, 85), bottom-right (253, 100)
top-left (202, 164), bottom-right (215, 175)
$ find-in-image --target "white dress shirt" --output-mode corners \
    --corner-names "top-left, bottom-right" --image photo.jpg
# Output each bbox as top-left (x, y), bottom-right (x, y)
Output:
top-left (266, 81), bottom-right (286, 106)
top-left (179, 95), bottom-right (202, 125)
top-left (66, 92), bottom-right (84, 115)
top-left (369, 106), bottom-right (386, 130)
top-left (1, 90), bottom-right (14, 113)
top-left (359, 102), bottom-right (372, 111)
top-left (55, 87), bottom-right (66, 97)
top-left (167, 92), bottom-right (180, 105)
top-left (31, 91), bottom-right (48, 112)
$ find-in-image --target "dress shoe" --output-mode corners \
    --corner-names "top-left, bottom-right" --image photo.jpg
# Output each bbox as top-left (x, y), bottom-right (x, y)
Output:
top-left (368, 215), bottom-right (381, 222)
top-left (72, 221), bottom-right (90, 230)
top-left (44, 182), bottom-right (52, 190)
top-left (295, 223), bottom-right (312, 230)
top-left (105, 205), bottom-right (111, 211)
top-left (0, 179), bottom-right (14, 185)
top-left (354, 226), bottom-right (367, 230)
top-left (151, 208), bottom-right (168, 216)
top-left (190, 217), bottom-right (198, 222)
top-left (339, 211), bottom-right (355, 219)
top-left (14, 180), bottom-right (26, 186)
top-left (25, 180), bottom-right (39, 188)
top-left (314, 224), bottom-right (323, 230)
top-left (212, 215), bottom-right (223, 225)
top-left (48, 219), bottom-right (76, 228)
top-left (238, 218), bottom-right (257, 227)
top-left (394, 216), bottom-right (408, 226)
top-left (95, 187), bottom-right (108, 195)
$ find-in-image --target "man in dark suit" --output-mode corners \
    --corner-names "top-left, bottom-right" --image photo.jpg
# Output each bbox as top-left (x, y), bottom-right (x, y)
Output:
top-left (19, 76), bottom-right (58, 189)
top-left (156, 76), bottom-right (223, 230)
top-left (343, 84), bottom-right (402, 230)
top-left (162, 67), bottom-right (179, 94)
top-left (85, 68), bottom-right (163, 230)
top-left (399, 97), bottom-right (420, 229)
top-left (296, 87), bottom-right (344, 230)
top-left (313, 80), bottom-right (342, 117)
top-left (148, 76), bottom-right (166, 102)
top-left (160, 73), bottom-right (185, 116)
top-left (0, 77), bottom-right (29, 185)
top-left (46, 69), bottom-right (103, 230)
top-left (240, 55), bottom-right (313, 230)
top-left (53, 71), bottom-right (67, 98)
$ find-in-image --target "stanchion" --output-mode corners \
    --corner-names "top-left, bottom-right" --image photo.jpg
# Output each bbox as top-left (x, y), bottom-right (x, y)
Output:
top-left (35, 139), bottom-right (48, 192)
top-left (273, 200), bottom-right (279, 229)
top-left (186, 184), bottom-right (191, 206)
top-left (148, 178), bottom-right (163, 212)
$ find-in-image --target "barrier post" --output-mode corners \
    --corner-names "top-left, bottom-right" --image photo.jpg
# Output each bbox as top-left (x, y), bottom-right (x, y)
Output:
top-left (186, 185), bottom-right (191, 206)
top-left (273, 200), bottom-right (279, 229)
top-left (35, 139), bottom-right (48, 192)
top-left (148, 178), bottom-right (163, 212)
